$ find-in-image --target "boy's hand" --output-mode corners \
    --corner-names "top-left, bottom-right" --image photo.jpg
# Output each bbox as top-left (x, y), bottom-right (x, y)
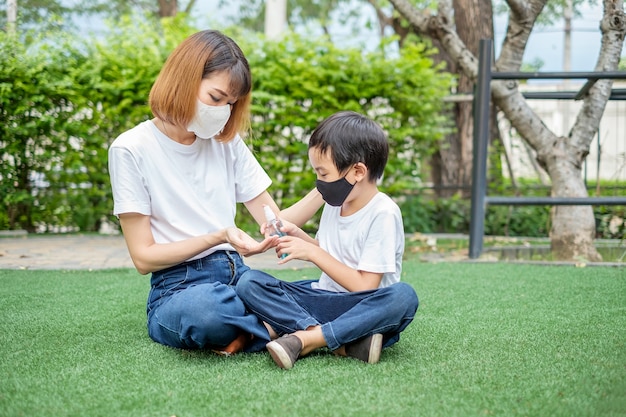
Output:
top-left (276, 218), bottom-right (300, 235)
top-left (275, 235), bottom-right (317, 264)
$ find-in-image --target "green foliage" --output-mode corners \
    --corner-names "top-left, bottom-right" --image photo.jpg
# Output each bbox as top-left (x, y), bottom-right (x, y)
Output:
top-left (68, 15), bottom-right (196, 232)
top-left (234, 32), bottom-right (452, 232)
top-left (595, 205), bottom-right (626, 240)
top-left (520, 57), bottom-right (545, 73)
top-left (484, 205), bottom-right (551, 237)
top-left (0, 0), bottom-right (72, 33)
top-left (0, 16), bottom-right (194, 232)
top-left (219, 0), bottom-right (367, 35)
top-left (1, 21), bottom-right (451, 234)
top-left (399, 194), bottom-right (470, 234)
top-left (493, 0), bottom-right (599, 27)
top-left (0, 0), bottom-right (167, 34)
top-left (0, 31), bottom-right (87, 231)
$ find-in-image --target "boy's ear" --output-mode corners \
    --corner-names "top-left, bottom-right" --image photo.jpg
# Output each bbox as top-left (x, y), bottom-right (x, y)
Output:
top-left (353, 162), bottom-right (368, 182)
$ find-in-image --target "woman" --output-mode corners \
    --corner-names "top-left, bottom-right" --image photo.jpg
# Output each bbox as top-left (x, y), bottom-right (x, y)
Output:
top-left (108, 30), bottom-right (322, 353)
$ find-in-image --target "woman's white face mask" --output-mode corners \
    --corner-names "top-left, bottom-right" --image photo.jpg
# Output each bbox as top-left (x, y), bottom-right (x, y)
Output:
top-left (187, 100), bottom-right (231, 139)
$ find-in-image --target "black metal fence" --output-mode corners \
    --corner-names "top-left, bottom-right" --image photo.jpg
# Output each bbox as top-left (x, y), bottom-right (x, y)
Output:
top-left (468, 38), bottom-right (626, 259)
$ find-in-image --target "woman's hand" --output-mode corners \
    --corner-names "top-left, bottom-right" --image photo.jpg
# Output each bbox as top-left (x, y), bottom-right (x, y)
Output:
top-left (225, 227), bottom-right (278, 257)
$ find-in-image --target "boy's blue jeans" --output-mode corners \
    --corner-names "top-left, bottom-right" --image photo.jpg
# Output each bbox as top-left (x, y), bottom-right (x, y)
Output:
top-left (146, 251), bottom-right (269, 352)
top-left (236, 270), bottom-right (419, 351)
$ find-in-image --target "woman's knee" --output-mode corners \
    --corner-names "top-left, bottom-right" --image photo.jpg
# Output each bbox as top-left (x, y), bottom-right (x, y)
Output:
top-left (168, 283), bottom-right (247, 325)
top-left (389, 282), bottom-right (419, 314)
top-left (153, 284), bottom-right (245, 347)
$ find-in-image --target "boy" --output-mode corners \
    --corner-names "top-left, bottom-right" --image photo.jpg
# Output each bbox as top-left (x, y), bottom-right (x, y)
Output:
top-left (236, 111), bottom-right (419, 369)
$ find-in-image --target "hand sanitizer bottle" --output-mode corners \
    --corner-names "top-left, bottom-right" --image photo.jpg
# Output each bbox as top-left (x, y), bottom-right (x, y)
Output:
top-left (263, 205), bottom-right (287, 259)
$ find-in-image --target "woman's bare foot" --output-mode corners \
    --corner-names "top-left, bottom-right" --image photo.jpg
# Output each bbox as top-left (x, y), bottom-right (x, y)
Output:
top-left (263, 322), bottom-right (279, 339)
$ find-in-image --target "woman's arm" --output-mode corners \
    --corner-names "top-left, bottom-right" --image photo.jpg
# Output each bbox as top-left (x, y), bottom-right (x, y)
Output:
top-left (119, 213), bottom-right (276, 275)
top-left (243, 192), bottom-right (281, 228)
top-left (280, 188), bottom-right (324, 226)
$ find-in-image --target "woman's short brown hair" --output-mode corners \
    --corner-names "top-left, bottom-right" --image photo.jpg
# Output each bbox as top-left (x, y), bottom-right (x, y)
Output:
top-left (149, 30), bottom-right (251, 142)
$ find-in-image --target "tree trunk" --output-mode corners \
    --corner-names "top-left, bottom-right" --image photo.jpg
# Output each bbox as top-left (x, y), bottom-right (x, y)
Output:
top-left (158, 0), bottom-right (177, 17)
top-left (541, 136), bottom-right (599, 261)
top-left (429, 40), bottom-right (464, 197)
top-left (427, 0), bottom-right (498, 198)
top-left (389, 0), bottom-right (625, 261)
top-left (453, 0), bottom-right (498, 197)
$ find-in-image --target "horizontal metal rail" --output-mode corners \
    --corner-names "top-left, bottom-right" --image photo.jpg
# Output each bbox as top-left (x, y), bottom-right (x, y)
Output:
top-left (486, 197), bottom-right (626, 206)
top-left (522, 89), bottom-right (626, 100)
top-left (446, 88), bottom-right (626, 102)
top-left (492, 71), bottom-right (626, 80)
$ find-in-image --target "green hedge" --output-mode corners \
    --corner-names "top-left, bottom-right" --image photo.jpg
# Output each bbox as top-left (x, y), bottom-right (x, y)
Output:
top-left (2, 18), bottom-right (622, 240)
top-left (1, 16), bottom-right (452, 234)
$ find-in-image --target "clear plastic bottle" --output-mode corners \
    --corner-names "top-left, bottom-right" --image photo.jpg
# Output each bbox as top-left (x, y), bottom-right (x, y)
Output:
top-left (264, 205), bottom-right (287, 259)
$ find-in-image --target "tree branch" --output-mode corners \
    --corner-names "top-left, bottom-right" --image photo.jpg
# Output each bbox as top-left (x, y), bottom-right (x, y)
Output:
top-left (388, 0), bottom-right (479, 79)
top-left (387, 0), bottom-right (431, 32)
top-left (504, 0), bottom-right (530, 17)
top-left (570, 0), bottom-right (626, 153)
top-left (495, 0), bottom-right (545, 71)
top-left (184, 0), bottom-right (197, 14)
top-left (437, 0), bottom-right (454, 23)
top-left (365, 0), bottom-right (391, 37)
top-left (490, 0), bottom-right (550, 153)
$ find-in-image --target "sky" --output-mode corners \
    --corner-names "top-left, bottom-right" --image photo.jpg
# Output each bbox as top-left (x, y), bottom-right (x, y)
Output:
top-left (493, 3), bottom-right (614, 72)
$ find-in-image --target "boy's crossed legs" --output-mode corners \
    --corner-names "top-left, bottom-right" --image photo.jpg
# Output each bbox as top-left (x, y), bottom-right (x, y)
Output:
top-left (236, 269), bottom-right (418, 370)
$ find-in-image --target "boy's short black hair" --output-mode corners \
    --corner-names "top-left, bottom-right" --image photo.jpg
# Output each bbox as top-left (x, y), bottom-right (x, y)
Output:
top-left (308, 111), bottom-right (388, 181)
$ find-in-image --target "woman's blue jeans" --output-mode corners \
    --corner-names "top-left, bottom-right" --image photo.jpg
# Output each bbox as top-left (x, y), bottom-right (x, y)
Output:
top-left (146, 251), bottom-right (269, 352)
top-left (235, 270), bottom-right (419, 351)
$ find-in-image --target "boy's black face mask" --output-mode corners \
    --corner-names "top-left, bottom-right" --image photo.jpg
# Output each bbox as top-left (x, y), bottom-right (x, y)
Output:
top-left (315, 176), bottom-right (355, 206)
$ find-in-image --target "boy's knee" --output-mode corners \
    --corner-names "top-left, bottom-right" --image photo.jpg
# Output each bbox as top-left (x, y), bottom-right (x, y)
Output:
top-left (235, 270), bottom-right (267, 299)
top-left (234, 273), bottom-right (252, 299)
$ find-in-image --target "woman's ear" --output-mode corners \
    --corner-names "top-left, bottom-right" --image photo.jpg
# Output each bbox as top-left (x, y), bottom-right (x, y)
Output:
top-left (353, 162), bottom-right (368, 183)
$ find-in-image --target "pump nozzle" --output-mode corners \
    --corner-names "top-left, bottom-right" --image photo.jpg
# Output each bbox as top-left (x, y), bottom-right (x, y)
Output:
top-left (263, 205), bottom-right (277, 223)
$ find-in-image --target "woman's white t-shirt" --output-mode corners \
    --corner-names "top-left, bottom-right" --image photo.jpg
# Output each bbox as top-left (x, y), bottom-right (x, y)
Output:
top-left (312, 192), bottom-right (404, 292)
top-left (108, 120), bottom-right (271, 261)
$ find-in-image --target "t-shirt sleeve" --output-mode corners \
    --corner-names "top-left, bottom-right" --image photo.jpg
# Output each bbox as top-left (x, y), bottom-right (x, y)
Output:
top-left (356, 210), bottom-right (401, 274)
top-left (232, 136), bottom-right (272, 202)
top-left (108, 146), bottom-right (151, 216)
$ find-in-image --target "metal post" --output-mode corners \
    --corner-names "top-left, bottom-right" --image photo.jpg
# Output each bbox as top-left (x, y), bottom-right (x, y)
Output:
top-left (469, 39), bottom-right (493, 259)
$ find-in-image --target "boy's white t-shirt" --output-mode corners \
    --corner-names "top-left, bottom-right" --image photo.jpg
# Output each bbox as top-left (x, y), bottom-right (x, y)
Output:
top-left (312, 192), bottom-right (404, 292)
top-left (108, 120), bottom-right (271, 261)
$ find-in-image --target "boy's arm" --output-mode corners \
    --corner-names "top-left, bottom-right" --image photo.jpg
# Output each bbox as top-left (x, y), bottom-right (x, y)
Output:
top-left (306, 246), bottom-right (383, 291)
top-left (276, 236), bottom-right (383, 291)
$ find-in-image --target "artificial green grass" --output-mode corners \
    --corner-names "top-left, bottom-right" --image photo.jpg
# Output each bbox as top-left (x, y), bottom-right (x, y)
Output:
top-left (0, 262), bottom-right (624, 417)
